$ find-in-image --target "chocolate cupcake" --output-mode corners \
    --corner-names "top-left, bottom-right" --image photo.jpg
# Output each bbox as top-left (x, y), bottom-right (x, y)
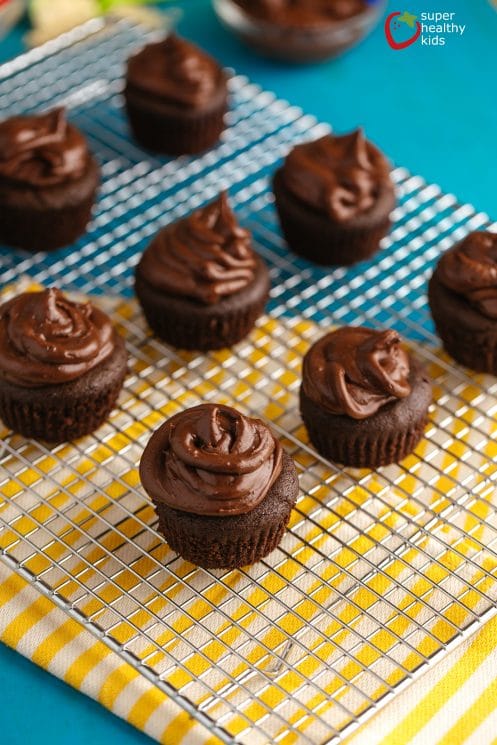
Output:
top-left (0, 288), bottom-right (127, 442)
top-left (124, 34), bottom-right (228, 155)
top-left (300, 327), bottom-right (432, 468)
top-left (135, 192), bottom-right (270, 350)
top-left (140, 403), bottom-right (299, 569)
top-left (429, 231), bottom-right (497, 374)
top-left (0, 108), bottom-right (100, 252)
top-left (273, 130), bottom-right (396, 266)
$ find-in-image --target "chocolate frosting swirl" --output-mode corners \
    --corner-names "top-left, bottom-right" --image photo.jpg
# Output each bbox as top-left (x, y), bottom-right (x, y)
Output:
top-left (138, 192), bottom-right (257, 304)
top-left (0, 289), bottom-right (117, 387)
top-left (436, 231), bottom-right (497, 319)
top-left (139, 404), bottom-right (283, 516)
top-left (303, 327), bottom-right (411, 419)
top-left (126, 34), bottom-right (225, 108)
top-left (235, 0), bottom-right (369, 26)
top-left (281, 130), bottom-right (392, 222)
top-left (0, 108), bottom-right (89, 188)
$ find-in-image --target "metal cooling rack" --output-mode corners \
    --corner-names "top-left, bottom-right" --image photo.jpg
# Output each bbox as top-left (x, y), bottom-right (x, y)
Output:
top-left (1, 17), bottom-right (497, 745)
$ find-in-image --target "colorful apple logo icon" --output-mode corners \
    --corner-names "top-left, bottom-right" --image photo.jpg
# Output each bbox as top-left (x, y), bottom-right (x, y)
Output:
top-left (385, 11), bottom-right (422, 49)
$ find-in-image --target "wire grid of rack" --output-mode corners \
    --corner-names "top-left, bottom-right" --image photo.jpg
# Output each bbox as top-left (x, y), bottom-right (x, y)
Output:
top-left (2, 17), bottom-right (497, 745)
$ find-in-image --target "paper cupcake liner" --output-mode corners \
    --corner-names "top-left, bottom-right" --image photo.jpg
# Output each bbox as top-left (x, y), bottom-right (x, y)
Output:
top-left (0, 378), bottom-right (124, 443)
top-left (124, 96), bottom-right (227, 155)
top-left (300, 388), bottom-right (428, 468)
top-left (273, 169), bottom-right (393, 267)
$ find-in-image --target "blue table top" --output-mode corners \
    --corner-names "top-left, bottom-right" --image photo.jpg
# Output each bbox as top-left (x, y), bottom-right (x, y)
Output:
top-left (1, 1), bottom-right (496, 743)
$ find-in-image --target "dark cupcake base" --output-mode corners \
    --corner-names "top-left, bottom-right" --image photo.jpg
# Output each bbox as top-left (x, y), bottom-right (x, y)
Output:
top-left (273, 168), bottom-right (396, 267)
top-left (0, 159), bottom-right (100, 252)
top-left (135, 256), bottom-right (270, 351)
top-left (300, 357), bottom-right (432, 468)
top-left (153, 451), bottom-right (299, 569)
top-left (124, 85), bottom-right (227, 155)
top-left (0, 337), bottom-right (127, 443)
top-left (428, 272), bottom-right (497, 375)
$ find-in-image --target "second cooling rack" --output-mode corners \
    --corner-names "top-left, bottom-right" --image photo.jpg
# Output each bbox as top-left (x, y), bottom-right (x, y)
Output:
top-left (1, 17), bottom-right (497, 745)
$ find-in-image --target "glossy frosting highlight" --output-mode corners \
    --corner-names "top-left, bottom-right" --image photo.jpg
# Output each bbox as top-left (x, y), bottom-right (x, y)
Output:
top-left (126, 34), bottom-right (224, 108)
top-left (303, 327), bottom-right (411, 419)
top-left (138, 192), bottom-right (257, 304)
top-left (0, 289), bottom-right (117, 387)
top-left (281, 130), bottom-right (392, 222)
top-left (0, 108), bottom-right (89, 188)
top-left (437, 231), bottom-right (497, 319)
top-left (140, 403), bottom-right (283, 516)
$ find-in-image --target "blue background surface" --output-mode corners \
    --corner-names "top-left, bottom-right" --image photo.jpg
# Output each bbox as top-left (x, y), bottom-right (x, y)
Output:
top-left (0, 1), bottom-right (496, 743)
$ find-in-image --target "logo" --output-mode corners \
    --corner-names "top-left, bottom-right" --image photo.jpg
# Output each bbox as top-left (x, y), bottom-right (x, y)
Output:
top-left (385, 10), bottom-right (467, 49)
top-left (385, 11), bottom-right (421, 49)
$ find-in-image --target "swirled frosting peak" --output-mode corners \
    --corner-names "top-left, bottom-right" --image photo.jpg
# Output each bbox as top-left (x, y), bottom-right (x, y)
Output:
top-left (139, 404), bottom-right (283, 516)
top-left (303, 327), bottom-right (411, 419)
top-left (138, 192), bottom-right (257, 304)
top-left (0, 108), bottom-right (89, 187)
top-left (0, 289), bottom-right (117, 387)
top-left (436, 231), bottom-right (497, 319)
top-left (126, 34), bottom-right (224, 108)
top-left (281, 130), bottom-right (392, 222)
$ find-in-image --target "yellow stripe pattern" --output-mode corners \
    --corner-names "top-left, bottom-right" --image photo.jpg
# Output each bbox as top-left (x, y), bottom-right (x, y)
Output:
top-left (1, 282), bottom-right (497, 744)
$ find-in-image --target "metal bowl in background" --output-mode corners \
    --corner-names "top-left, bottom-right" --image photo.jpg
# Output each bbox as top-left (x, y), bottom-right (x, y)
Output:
top-left (213, 0), bottom-right (387, 63)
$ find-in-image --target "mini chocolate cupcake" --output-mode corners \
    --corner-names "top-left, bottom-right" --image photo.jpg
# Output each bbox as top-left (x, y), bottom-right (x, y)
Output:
top-left (135, 192), bottom-right (270, 350)
top-left (429, 231), bottom-right (497, 374)
top-left (140, 403), bottom-right (299, 569)
top-left (300, 327), bottom-right (432, 468)
top-left (0, 108), bottom-right (100, 251)
top-left (0, 288), bottom-right (127, 442)
top-left (273, 130), bottom-right (396, 266)
top-left (124, 34), bottom-right (228, 155)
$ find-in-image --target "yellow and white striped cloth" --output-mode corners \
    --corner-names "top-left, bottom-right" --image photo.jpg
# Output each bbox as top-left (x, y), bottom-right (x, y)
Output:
top-left (2, 281), bottom-right (497, 744)
top-left (2, 566), bottom-right (497, 745)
